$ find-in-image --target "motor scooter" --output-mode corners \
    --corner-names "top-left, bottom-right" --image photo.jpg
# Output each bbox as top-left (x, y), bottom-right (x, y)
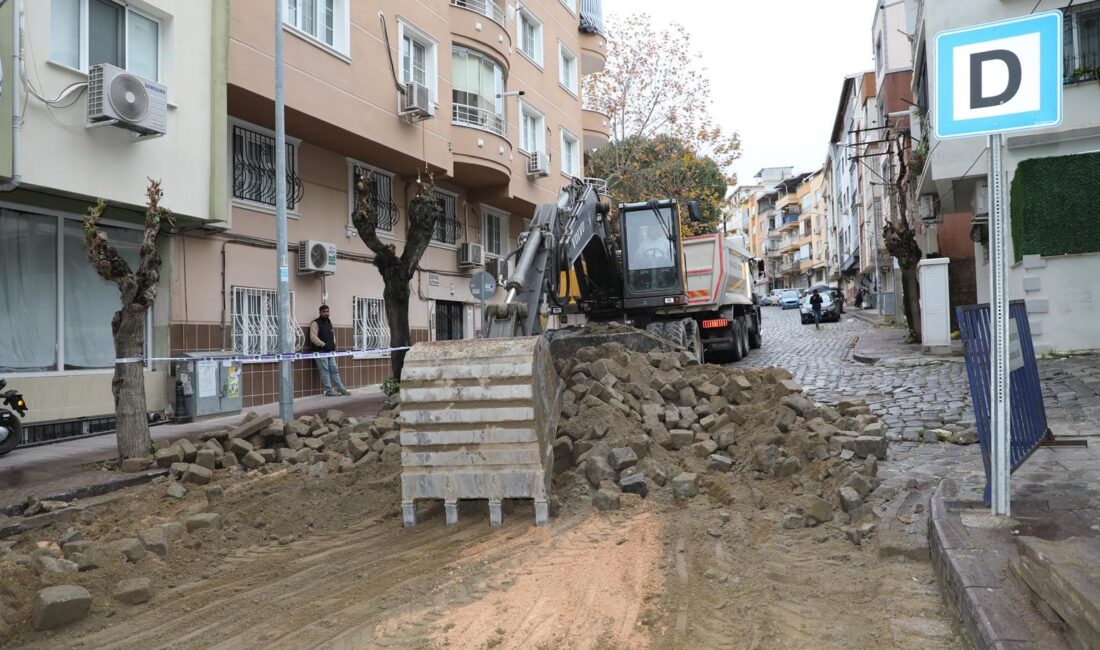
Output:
top-left (0, 378), bottom-right (28, 456)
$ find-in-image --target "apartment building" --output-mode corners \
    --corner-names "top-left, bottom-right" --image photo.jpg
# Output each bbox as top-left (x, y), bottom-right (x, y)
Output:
top-left (827, 73), bottom-right (869, 304)
top-left (909, 0), bottom-right (1100, 353)
top-left (169, 0), bottom-right (610, 406)
top-left (0, 0), bottom-right (218, 434)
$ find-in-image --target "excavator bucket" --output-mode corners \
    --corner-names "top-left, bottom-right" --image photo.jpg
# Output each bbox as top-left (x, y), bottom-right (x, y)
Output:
top-left (398, 336), bottom-right (562, 527)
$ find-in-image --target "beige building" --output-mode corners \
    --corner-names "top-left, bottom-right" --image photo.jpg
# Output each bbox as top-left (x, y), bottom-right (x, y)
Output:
top-left (171, 0), bottom-right (610, 407)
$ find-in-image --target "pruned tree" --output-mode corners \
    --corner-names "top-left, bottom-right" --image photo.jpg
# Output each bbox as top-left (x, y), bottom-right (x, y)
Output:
top-left (84, 180), bottom-right (171, 461)
top-left (583, 13), bottom-right (741, 182)
top-left (885, 131), bottom-right (923, 343)
top-left (352, 171), bottom-right (443, 379)
top-left (587, 135), bottom-right (729, 236)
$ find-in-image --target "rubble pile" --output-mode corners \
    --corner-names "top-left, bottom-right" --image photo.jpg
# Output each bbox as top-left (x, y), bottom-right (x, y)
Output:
top-left (551, 342), bottom-right (893, 533)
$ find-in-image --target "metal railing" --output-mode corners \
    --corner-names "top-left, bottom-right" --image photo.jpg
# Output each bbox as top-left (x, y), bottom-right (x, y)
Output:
top-left (452, 102), bottom-right (507, 137)
top-left (354, 297), bottom-right (391, 352)
top-left (1065, 50), bottom-right (1100, 84)
top-left (232, 287), bottom-right (305, 355)
top-left (580, 0), bottom-right (604, 34)
top-left (450, 0), bottom-right (505, 27)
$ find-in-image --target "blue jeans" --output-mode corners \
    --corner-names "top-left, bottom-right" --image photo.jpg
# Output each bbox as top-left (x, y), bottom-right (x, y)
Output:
top-left (812, 309), bottom-right (822, 325)
top-left (315, 356), bottom-right (345, 393)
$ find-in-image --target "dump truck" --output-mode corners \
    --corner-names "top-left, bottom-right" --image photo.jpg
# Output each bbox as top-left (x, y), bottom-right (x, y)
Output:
top-left (399, 179), bottom-right (763, 527)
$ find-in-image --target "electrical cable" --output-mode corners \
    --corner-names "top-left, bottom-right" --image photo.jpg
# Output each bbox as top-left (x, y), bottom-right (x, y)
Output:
top-left (378, 12), bottom-right (405, 93)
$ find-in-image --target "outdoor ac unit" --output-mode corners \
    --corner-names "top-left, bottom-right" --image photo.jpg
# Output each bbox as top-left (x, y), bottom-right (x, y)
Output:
top-left (458, 242), bottom-right (484, 269)
top-left (486, 256), bottom-right (510, 283)
top-left (401, 81), bottom-right (434, 119)
top-left (972, 180), bottom-right (989, 224)
top-left (298, 240), bottom-right (337, 274)
top-left (86, 63), bottom-right (167, 137)
top-left (918, 194), bottom-right (941, 224)
top-left (526, 152), bottom-right (551, 178)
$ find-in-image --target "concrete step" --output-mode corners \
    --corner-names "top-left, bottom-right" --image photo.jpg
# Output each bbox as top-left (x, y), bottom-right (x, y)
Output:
top-left (1012, 536), bottom-right (1100, 650)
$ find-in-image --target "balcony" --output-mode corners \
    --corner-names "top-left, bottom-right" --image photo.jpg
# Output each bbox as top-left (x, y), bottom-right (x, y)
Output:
top-left (449, 1), bottom-right (511, 66)
top-left (1065, 50), bottom-right (1100, 85)
top-left (450, 0), bottom-right (505, 27)
top-left (450, 107), bottom-right (512, 189)
top-left (453, 103), bottom-right (506, 138)
top-left (779, 213), bottom-right (800, 231)
top-left (582, 106), bottom-right (611, 150)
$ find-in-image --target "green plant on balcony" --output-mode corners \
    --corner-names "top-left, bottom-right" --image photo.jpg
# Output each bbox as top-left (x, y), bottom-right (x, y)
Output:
top-left (909, 138), bottom-right (929, 179)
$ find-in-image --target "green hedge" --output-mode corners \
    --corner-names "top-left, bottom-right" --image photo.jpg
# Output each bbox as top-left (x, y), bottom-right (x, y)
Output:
top-left (1010, 150), bottom-right (1100, 262)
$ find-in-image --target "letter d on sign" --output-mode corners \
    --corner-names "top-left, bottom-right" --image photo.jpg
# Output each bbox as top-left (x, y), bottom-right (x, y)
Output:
top-left (970, 49), bottom-right (1023, 109)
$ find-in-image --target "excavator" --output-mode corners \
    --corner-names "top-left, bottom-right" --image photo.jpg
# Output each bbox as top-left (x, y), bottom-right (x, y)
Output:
top-left (398, 178), bottom-right (762, 527)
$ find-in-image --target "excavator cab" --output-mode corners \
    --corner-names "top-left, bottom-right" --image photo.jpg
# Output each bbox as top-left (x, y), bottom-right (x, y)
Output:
top-left (619, 200), bottom-right (688, 310)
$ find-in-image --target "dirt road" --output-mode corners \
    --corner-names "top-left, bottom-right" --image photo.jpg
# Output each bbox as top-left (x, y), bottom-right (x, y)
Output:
top-left (3, 455), bottom-right (960, 649)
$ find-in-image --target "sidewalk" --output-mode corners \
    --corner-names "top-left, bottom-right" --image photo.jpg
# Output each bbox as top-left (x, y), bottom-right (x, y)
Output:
top-left (0, 388), bottom-right (387, 513)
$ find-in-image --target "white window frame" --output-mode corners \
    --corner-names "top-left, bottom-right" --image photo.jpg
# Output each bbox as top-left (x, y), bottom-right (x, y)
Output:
top-left (482, 207), bottom-right (510, 258)
top-left (346, 160), bottom-right (398, 237)
top-left (517, 8), bottom-right (544, 66)
top-left (353, 297), bottom-right (390, 356)
top-left (1065, 3), bottom-right (1100, 76)
top-left (49, 0), bottom-right (164, 82)
top-left (560, 128), bottom-right (580, 178)
top-left (519, 101), bottom-right (546, 156)
top-left (430, 188), bottom-right (460, 249)
top-left (559, 0), bottom-right (578, 15)
top-left (397, 19), bottom-right (438, 107)
top-left (231, 286), bottom-right (300, 356)
top-left (0, 203), bottom-right (153, 377)
top-left (283, 0), bottom-right (351, 59)
top-left (228, 118), bottom-right (302, 217)
top-left (558, 42), bottom-right (578, 95)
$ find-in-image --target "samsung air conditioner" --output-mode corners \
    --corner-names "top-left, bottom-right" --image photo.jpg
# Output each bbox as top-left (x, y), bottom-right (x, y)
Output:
top-left (458, 242), bottom-right (484, 269)
top-left (972, 180), bottom-right (989, 225)
top-left (86, 63), bottom-right (168, 137)
top-left (526, 152), bottom-right (551, 178)
top-left (401, 81), bottom-right (434, 120)
top-left (298, 240), bottom-right (338, 274)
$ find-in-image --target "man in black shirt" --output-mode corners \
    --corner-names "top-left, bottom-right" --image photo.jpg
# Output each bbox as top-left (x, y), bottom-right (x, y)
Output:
top-left (810, 289), bottom-right (824, 329)
top-left (309, 305), bottom-right (350, 396)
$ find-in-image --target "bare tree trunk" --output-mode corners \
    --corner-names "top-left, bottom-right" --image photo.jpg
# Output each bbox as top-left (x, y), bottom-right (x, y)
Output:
top-left (900, 263), bottom-right (922, 344)
top-left (382, 270), bottom-right (413, 379)
top-left (112, 305), bottom-right (151, 459)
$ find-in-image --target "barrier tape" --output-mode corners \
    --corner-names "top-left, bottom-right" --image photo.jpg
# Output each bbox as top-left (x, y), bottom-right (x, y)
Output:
top-left (114, 346), bottom-right (413, 365)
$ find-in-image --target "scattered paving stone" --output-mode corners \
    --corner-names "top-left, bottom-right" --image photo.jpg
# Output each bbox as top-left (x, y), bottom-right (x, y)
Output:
top-left (120, 457), bottom-right (155, 473)
top-left (782, 514), bottom-right (806, 529)
top-left (33, 585), bottom-right (92, 630)
top-left (35, 555), bottom-right (79, 574)
top-left (112, 577), bottom-right (154, 605)
top-left (108, 538), bottom-right (146, 563)
top-left (139, 527), bottom-right (170, 556)
top-left (592, 487), bottom-right (621, 511)
top-left (608, 447), bottom-right (639, 471)
top-left (182, 464), bottom-right (213, 485)
top-left (620, 473), bottom-right (648, 498)
top-left (185, 513), bottom-right (224, 533)
top-left (707, 454), bottom-right (733, 472)
top-left (241, 451), bottom-right (266, 470)
top-left (837, 486), bottom-right (863, 513)
top-left (672, 472), bottom-right (698, 498)
top-left (164, 482), bottom-right (187, 499)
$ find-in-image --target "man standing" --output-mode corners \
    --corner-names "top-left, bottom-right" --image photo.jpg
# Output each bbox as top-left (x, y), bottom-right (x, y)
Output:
top-left (810, 289), bottom-right (824, 329)
top-left (309, 305), bottom-right (350, 397)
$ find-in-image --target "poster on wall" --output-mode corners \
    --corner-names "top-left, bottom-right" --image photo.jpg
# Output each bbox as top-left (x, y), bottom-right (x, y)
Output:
top-left (197, 361), bottom-right (218, 398)
top-left (226, 364), bottom-right (241, 400)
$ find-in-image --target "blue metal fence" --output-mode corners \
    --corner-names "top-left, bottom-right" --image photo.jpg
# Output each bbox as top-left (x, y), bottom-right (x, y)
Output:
top-left (957, 300), bottom-right (1050, 502)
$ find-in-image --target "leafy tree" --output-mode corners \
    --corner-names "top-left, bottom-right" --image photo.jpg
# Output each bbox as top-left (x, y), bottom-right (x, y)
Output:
top-left (84, 180), bottom-right (171, 461)
top-left (583, 13), bottom-right (741, 177)
top-left (352, 172), bottom-right (443, 379)
top-left (587, 135), bottom-right (728, 236)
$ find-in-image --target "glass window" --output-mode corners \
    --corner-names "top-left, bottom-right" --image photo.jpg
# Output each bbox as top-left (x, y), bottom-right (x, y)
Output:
top-left (561, 130), bottom-right (580, 177)
top-left (624, 207), bottom-right (678, 293)
top-left (484, 210), bottom-right (507, 256)
top-left (351, 165), bottom-right (397, 232)
top-left (88, 0), bottom-right (124, 69)
top-left (452, 47), bottom-right (506, 136)
top-left (559, 45), bottom-right (578, 92)
top-left (432, 192), bottom-right (458, 244)
top-left (353, 297), bottom-right (390, 352)
top-left (520, 107), bottom-right (543, 153)
top-left (434, 300), bottom-right (465, 341)
top-left (63, 220), bottom-right (141, 369)
top-left (232, 287), bottom-right (296, 355)
top-left (285, 0), bottom-right (344, 52)
top-left (127, 12), bottom-right (159, 82)
top-left (50, 0), bottom-right (81, 69)
top-left (0, 212), bottom-right (58, 372)
top-left (402, 36), bottom-right (427, 86)
top-left (519, 12), bottom-right (542, 63)
top-left (232, 124), bottom-right (300, 209)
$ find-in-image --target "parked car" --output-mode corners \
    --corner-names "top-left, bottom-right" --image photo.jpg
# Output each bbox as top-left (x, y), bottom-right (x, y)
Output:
top-left (778, 290), bottom-right (801, 310)
top-left (800, 292), bottom-right (841, 324)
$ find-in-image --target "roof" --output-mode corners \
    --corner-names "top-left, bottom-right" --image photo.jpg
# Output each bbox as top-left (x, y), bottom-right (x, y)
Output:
top-left (829, 72), bottom-right (872, 144)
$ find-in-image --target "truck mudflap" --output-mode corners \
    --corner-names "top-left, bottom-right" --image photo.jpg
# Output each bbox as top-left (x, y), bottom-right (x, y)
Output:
top-left (398, 336), bottom-right (561, 527)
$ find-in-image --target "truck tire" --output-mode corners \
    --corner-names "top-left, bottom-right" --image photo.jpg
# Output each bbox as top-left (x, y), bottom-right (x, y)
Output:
top-left (0, 418), bottom-right (21, 456)
top-left (683, 319), bottom-right (703, 363)
top-left (740, 317), bottom-right (751, 356)
top-left (646, 319), bottom-right (702, 363)
top-left (748, 315), bottom-right (762, 349)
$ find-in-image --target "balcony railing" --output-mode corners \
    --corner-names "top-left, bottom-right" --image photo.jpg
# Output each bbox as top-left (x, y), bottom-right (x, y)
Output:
top-left (580, 0), bottom-right (604, 34)
top-left (450, 0), bottom-right (505, 27)
top-left (1065, 50), bottom-right (1100, 84)
top-left (453, 103), bottom-right (507, 137)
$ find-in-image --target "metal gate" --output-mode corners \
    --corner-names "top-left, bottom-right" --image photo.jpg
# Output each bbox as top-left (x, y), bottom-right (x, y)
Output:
top-left (956, 300), bottom-right (1050, 502)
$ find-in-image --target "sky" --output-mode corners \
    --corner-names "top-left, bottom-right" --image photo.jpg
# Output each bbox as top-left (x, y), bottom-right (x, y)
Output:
top-left (601, 0), bottom-right (878, 186)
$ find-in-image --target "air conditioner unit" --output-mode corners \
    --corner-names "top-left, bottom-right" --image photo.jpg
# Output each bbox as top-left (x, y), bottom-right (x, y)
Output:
top-left (458, 242), bottom-right (484, 269)
top-left (86, 63), bottom-right (167, 137)
top-left (918, 194), bottom-right (941, 224)
top-left (972, 180), bottom-right (989, 224)
top-left (486, 256), bottom-right (510, 283)
top-left (526, 152), bottom-right (551, 178)
top-left (298, 240), bottom-right (337, 274)
top-left (401, 81), bottom-right (434, 120)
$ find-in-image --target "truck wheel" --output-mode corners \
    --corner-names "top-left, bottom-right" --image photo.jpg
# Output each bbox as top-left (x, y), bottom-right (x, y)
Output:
top-left (729, 320), bottom-right (744, 362)
top-left (683, 319), bottom-right (703, 364)
top-left (748, 318), bottom-right (762, 349)
top-left (0, 418), bottom-right (21, 456)
top-left (740, 317), bottom-right (751, 356)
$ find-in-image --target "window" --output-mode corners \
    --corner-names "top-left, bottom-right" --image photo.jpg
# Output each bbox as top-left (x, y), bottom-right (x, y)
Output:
top-left (0, 209), bottom-right (148, 373)
top-left (452, 47), bottom-right (506, 136)
top-left (434, 301), bottom-right (465, 341)
top-left (1064, 2), bottom-right (1100, 82)
top-left (560, 0), bottom-right (578, 14)
top-left (450, 0), bottom-right (505, 26)
top-left (432, 190), bottom-right (459, 245)
top-left (800, 244), bottom-right (812, 260)
top-left (398, 21), bottom-right (437, 100)
top-left (558, 43), bottom-right (578, 93)
top-left (50, 0), bottom-right (161, 81)
top-left (519, 102), bottom-right (546, 155)
top-left (350, 164), bottom-right (397, 232)
top-left (232, 287), bottom-right (297, 355)
top-left (353, 297), bottom-right (390, 352)
top-left (231, 122), bottom-right (301, 210)
top-left (284, 0), bottom-right (348, 55)
top-left (483, 208), bottom-right (509, 257)
top-left (518, 9), bottom-right (543, 65)
top-left (560, 129), bottom-right (580, 177)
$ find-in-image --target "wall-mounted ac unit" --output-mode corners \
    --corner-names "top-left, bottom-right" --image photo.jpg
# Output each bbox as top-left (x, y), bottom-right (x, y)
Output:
top-left (458, 242), bottom-right (484, 269)
top-left (972, 180), bottom-right (989, 224)
top-left (401, 81), bottom-right (434, 120)
top-left (918, 194), bottom-right (940, 224)
top-left (486, 256), bottom-right (510, 283)
top-left (526, 152), bottom-right (550, 178)
top-left (298, 240), bottom-right (337, 274)
top-left (86, 63), bottom-right (168, 137)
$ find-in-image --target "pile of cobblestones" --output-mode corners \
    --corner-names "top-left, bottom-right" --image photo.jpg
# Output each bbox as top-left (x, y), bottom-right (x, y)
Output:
top-left (551, 342), bottom-right (895, 532)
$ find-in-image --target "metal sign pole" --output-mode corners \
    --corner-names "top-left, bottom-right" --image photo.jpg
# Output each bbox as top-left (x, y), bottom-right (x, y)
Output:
top-left (988, 132), bottom-right (1010, 516)
top-left (274, 0), bottom-right (294, 423)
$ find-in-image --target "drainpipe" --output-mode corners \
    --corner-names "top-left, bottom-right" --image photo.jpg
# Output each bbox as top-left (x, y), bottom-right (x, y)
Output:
top-left (0, 0), bottom-right (23, 192)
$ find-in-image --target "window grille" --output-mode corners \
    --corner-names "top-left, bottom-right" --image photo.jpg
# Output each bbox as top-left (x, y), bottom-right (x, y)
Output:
top-left (352, 166), bottom-right (398, 231)
top-left (231, 124), bottom-right (304, 209)
top-left (231, 287), bottom-right (304, 355)
top-left (432, 192), bottom-right (459, 244)
top-left (353, 297), bottom-right (390, 352)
